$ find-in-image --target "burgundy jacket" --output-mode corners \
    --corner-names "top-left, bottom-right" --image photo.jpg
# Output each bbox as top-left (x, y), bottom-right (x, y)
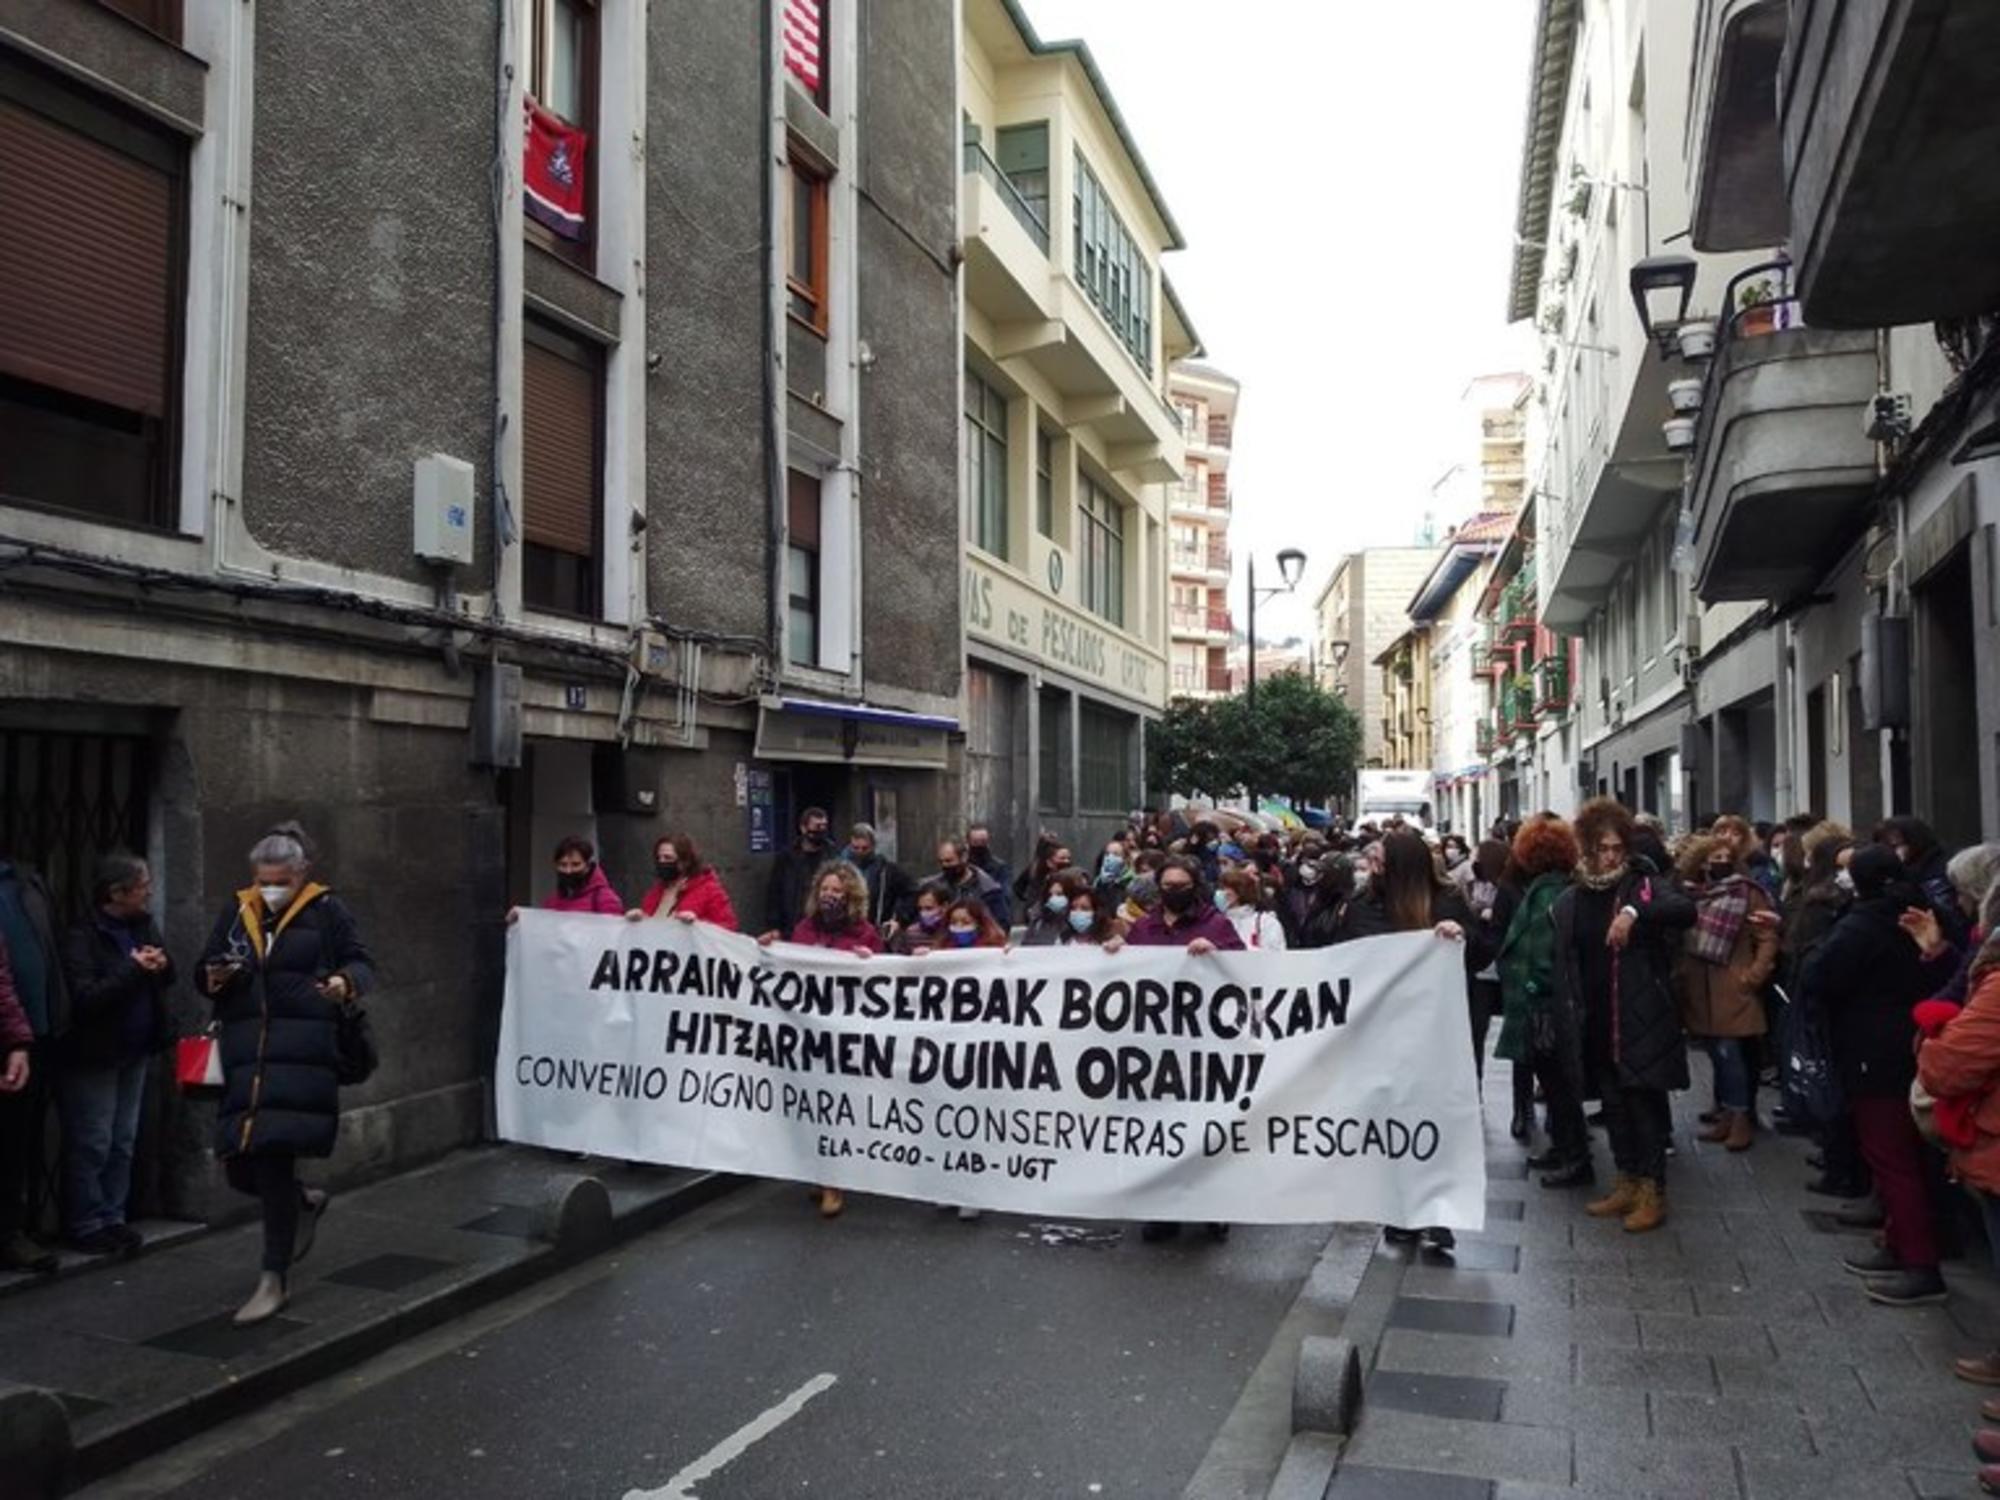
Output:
top-left (1125, 905), bottom-right (1247, 950)
top-left (0, 933), bottom-right (33, 1050)
top-left (544, 863), bottom-right (626, 916)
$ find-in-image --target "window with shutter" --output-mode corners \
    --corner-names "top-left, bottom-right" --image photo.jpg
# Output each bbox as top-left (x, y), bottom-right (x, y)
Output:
top-left (523, 0), bottom-right (597, 269)
top-left (0, 59), bottom-right (185, 530)
top-left (521, 319), bottom-right (603, 617)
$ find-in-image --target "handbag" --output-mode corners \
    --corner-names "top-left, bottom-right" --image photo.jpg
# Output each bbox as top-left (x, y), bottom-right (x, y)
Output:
top-left (175, 1026), bottom-right (223, 1093)
top-left (334, 1002), bottom-right (378, 1086)
top-left (1778, 984), bottom-right (1844, 1128)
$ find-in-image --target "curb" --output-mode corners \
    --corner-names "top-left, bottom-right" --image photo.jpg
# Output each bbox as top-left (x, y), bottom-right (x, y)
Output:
top-left (48, 1170), bottom-right (739, 1490)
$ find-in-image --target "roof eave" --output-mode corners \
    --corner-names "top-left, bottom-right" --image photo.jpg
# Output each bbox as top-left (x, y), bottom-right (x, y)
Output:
top-left (1507, 0), bottom-right (1582, 324)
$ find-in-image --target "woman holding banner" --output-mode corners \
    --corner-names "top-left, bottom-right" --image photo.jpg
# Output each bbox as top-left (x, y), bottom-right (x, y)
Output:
top-left (632, 834), bottom-right (739, 930)
top-left (889, 880), bottom-right (953, 955)
top-left (1495, 817), bottom-right (1589, 1179)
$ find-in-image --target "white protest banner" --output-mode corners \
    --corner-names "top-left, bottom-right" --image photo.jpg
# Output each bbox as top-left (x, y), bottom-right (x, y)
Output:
top-left (497, 912), bottom-right (1487, 1230)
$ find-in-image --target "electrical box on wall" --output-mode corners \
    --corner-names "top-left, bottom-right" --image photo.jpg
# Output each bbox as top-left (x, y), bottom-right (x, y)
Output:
top-left (471, 662), bottom-right (523, 768)
top-left (414, 452), bottom-right (476, 567)
top-left (1860, 614), bottom-right (1911, 731)
top-left (592, 743), bottom-right (661, 815)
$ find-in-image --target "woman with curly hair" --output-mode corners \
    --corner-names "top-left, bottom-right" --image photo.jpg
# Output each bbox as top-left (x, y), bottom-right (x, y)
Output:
top-left (1495, 815), bottom-right (1591, 1185)
top-left (1554, 798), bottom-right (1696, 1233)
top-left (760, 863), bottom-right (882, 957)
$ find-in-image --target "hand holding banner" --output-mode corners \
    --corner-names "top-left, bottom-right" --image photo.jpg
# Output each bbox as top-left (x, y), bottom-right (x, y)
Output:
top-left (498, 913), bottom-right (1487, 1230)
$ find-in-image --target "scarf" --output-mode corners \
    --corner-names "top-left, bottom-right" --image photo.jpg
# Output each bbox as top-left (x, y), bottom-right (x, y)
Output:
top-left (1688, 874), bottom-right (1752, 965)
top-left (1574, 862), bottom-right (1625, 892)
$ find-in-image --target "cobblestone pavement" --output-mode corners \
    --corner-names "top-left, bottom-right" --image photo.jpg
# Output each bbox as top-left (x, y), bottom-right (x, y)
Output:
top-left (1333, 1054), bottom-right (2000, 1500)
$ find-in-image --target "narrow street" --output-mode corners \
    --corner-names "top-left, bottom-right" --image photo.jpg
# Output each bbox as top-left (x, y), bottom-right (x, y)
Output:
top-left (85, 1188), bottom-right (1332, 1500)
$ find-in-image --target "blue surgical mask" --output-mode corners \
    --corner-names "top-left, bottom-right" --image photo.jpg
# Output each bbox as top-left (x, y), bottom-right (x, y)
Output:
top-left (1045, 893), bottom-right (1069, 915)
top-left (1215, 890), bottom-right (1234, 912)
top-left (949, 927), bottom-right (978, 948)
top-left (1101, 855), bottom-right (1125, 878)
top-left (1067, 908), bottom-right (1094, 934)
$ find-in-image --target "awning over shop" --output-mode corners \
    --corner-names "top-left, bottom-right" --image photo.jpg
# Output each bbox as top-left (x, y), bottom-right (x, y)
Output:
top-left (754, 697), bottom-right (957, 770)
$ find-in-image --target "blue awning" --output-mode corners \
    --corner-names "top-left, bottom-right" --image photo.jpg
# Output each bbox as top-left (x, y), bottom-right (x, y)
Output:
top-left (775, 696), bottom-right (960, 733)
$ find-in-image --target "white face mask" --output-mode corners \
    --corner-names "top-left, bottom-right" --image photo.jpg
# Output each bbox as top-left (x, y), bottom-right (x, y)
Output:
top-left (1834, 869), bottom-right (1855, 894)
top-left (259, 884), bottom-right (294, 910)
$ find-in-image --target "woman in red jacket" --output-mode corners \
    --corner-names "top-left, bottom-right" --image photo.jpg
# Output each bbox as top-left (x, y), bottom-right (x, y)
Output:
top-left (1917, 917), bottom-right (2000, 1492)
top-left (632, 834), bottom-right (738, 931)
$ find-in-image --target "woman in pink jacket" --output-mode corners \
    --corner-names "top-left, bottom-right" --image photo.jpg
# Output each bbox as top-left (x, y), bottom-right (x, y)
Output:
top-left (541, 836), bottom-right (625, 915)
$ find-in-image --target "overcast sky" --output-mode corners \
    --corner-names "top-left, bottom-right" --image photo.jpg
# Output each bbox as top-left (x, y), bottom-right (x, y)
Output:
top-left (1022, 0), bottom-right (1539, 643)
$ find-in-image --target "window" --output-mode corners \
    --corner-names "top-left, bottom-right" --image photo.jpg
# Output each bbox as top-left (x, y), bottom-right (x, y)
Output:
top-left (1034, 427), bottom-right (1056, 539)
top-left (521, 319), bottom-right (603, 617)
top-left (1079, 476), bottom-right (1125, 626)
top-left (95, 0), bottom-right (182, 41)
top-left (1079, 702), bottom-right (1135, 811)
top-left (1038, 687), bottom-right (1071, 813)
top-left (964, 366), bottom-right (1008, 558)
top-left (1070, 153), bottom-right (1153, 371)
top-left (786, 469), bottom-right (821, 667)
top-left (786, 146), bottom-right (830, 332)
top-left (994, 123), bottom-right (1049, 229)
top-left (0, 60), bottom-right (187, 531)
top-left (522, 0), bottom-right (597, 264)
top-left (1657, 510), bottom-right (1680, 642)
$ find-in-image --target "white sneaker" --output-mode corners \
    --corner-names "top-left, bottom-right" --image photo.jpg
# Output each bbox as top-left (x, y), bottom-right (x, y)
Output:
top-left (233, 1271), bottom-right (288, 1326)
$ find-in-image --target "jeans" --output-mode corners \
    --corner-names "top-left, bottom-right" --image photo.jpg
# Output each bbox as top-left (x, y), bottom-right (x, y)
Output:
top-left (1704, 1037), bottom-right (1753, 1112)
top-left (225, 1154), bottom-right (300, 1274)
top-left (60, 1057), bottom-right (148, 1238)
top-left (1595, 1066), bottom-right (1672, 1184)
top-left (0, 1045), bottom-right (47, 1239)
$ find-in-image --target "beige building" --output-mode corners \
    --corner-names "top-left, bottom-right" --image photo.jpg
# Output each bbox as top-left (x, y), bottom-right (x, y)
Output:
top-left (1166, 362), bottom-right (1238, 699)
top-left (1312, 547), bottom-right (1442, 770)
top-left (959, 0), bottom-right (1198, 859)
top-left (1376, 627), bottom-right (1434, 770)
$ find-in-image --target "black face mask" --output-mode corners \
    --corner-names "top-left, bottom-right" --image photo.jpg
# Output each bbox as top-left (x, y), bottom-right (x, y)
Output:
top-left (556, 866), bottom-right (590, 897)
top-left (940, 863), bottom-right (964, 884)
top-left (803, 829), bottom-right (827, 849)
top-left (1161, 885), bottom-right (1197, 914)
top-left (968, 847), bottom-right (993, 868)
top-left (656, 859), bottom-right (681, 883)
top-left (1707, 862), bottom-right (1732, 882)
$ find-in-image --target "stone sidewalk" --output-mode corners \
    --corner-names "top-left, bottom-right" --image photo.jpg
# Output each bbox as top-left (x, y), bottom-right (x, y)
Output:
top-left (0, 1145), bottom-right (728, 1491)
top-left (1330, 1055), bottom-right (1999, 1500)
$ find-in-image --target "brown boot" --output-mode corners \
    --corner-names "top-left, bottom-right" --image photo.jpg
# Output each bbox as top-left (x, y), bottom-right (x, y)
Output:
top-left (1622, 1179), bottom-right (1667, 1234)
top-left (817, 1188), bottom-right (845, 1219)
top-left (1697, 1114), bottom-right (1731, 1143)
top-left (1586, 1174), bottom-right (1640, 1218)
top-left (1723, 1110), bottom-right (1754, 1152)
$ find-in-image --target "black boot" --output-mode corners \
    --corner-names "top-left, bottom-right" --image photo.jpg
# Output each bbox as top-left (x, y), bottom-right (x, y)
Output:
top-left (1539, 1157), bottom-right (1596, 1189)
top-left (1526, 1146), bottom-right (1570, 1171)
top-left (1509, 1104), bottom-right (1533, 1142)
top-left (1140, 1221), bottom-right (1181, 1243)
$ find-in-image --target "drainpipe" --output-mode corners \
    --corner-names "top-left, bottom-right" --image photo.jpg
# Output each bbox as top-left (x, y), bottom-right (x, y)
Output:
top-left (761, 0), bottom-right (786, 663)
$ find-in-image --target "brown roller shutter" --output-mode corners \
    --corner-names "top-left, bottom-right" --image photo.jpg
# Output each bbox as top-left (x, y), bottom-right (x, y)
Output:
top-left (521, 329), bottom-right (600, 558)
top-left (787, 469), bottom-right (821, 550)
top-left (0, 98), bottom-right (175, 419)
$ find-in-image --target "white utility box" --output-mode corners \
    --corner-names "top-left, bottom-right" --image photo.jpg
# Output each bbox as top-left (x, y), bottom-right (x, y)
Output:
top-left (413, 452), bottom-right (476, 567)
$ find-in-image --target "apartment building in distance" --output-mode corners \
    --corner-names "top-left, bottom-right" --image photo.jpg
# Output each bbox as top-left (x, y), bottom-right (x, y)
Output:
top-left (1312, 547), bottom-right (1441, 774)
top-left (958, 0), bottom-right (1198, 861)
top-left (1165, 363), bottom-right (1238, 700)
top-left (0, 0), bottom-right (959, 1208)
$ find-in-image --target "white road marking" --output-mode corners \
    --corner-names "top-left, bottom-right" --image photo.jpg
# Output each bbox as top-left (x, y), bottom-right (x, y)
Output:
top-left (624, 1373), bottom-right (838, 1500)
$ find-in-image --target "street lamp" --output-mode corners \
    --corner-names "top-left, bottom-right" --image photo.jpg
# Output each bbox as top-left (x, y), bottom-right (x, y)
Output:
top-left (1246, 546), bottom-right (1306, 715)
top-left (1243, 545), bottom-right (1306, 814)
top-left (1629, 254), bottom-right (1698, 359)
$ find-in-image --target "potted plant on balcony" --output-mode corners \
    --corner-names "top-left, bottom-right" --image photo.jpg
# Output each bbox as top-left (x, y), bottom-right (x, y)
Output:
top-left (1677, 318), bottom-right (1718, 361)
top-left (1737, 278), bottom-right (1781, 338)
top-left (1662, 415), bottom-right (1697, 452)
top-left (1667, 377), bottom-right (1705, 414)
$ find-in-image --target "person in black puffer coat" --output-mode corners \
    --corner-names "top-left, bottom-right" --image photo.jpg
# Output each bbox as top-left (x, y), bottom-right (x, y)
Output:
top-left (1552, 800), bottom-right (1695, 1234)
top-left (1800, 843), bottom-right (1955, 1307)
top-left (199, 825), bottom-right (374, 1327)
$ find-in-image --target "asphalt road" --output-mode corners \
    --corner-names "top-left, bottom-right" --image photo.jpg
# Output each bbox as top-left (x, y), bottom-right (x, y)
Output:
top-left (102, 1184), bottom-right (1334, 1500)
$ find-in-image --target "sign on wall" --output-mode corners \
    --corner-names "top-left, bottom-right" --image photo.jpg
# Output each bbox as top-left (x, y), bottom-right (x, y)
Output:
top-left (964, 556), bottom-right (1165, 711)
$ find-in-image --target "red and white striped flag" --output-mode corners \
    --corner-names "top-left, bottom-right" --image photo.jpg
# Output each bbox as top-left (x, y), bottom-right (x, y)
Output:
top-left (782, 0), bottom-right (823, 99)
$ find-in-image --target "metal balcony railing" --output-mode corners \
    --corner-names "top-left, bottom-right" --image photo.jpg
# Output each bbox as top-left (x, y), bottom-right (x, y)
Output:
top-left (1206, 606), bottom-right (1231, 633)
top-left (1536, 653), bottom-right (1572, 713)
top-left (1206, 543), bottom-right (1230, 573)
top-left (962, 141), bottom-right (1049, 255)
top-left (1207, 416), bottom-right (1232, 448)
top-left (1475, 721), bottom-right (1496, 756)
top-left (1205, 665), bottom-right (1231, 693)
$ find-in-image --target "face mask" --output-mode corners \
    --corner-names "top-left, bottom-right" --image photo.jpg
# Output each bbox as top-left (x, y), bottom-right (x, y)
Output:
top-left (917, 908), bottom-right (944, 929)
top-left (1161, 885), bottom-right (1196, 914)
top-left (1101, 855), bottom-right (1125, 878)
top-left (1835, 869), bottom-right (1855, 893)
top-left (1353, 869), bottom-right (1372, 893)
top-left (1068, 908), bottom-right (1095, 934)
top-left (557, 867), bottom-right (589, 897)
top-left (1299, 863), bottom-right (1322, 887)
top-left (817, 896), bottom-right (847, 925)
top-left (804, 829), bottom-right (827, 848)
top-left (1129, 876), bottom-right (1159, 908)
top-left (1215, 890), bottom-right (1234, 912)
top-left (1707, 862), bottom-right (1732, 881)
top-left (258, 884), bottom-right (293, 911)
top-left (949, 927), bottom-right (978, 948)
top-left (1045, 893), bottom-right (1069, 915)
top-left (969, 847), bottom-right (993, 867)
top-left (940, 864), bottom-right (964, 884)
top-left (656, 859), bottom-right (681, 883)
